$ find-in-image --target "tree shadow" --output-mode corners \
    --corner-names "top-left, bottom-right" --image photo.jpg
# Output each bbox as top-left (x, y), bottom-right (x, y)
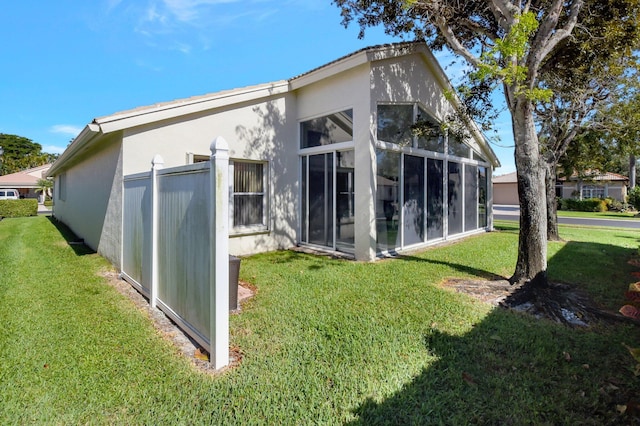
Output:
top-left (47, 216), bottom-right (95, 256)
top-left (399, 252), bottom-right (506, 281)
top-left (347, 239), bottom-right (640, 424)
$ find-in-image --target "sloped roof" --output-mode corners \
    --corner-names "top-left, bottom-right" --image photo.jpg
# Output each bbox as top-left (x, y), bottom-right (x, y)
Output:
top-left (49, 42), bottom-right (500, 176)
top-left (559, 170), bottom-right (629, 182)
top-left (493, 172), bottom-right (517, 183)
top-left (0, 164), bottom-right (51, 188)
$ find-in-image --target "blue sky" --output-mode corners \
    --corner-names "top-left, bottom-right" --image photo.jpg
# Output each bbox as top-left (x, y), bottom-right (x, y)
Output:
top-left (0, 0), bottom-right (515, 173)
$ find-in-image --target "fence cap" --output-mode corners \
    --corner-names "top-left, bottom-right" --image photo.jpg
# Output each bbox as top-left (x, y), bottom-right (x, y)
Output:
top-left (152, 154), bottom-right (165, 167)
top-left (210, 136), bottom-right (229, 154)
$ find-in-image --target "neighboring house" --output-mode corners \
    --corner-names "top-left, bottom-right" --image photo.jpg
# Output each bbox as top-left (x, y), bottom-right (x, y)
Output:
top-left (0, 164), bottom-right (52, 202)
top-left (558, 170), bottom-right (629, 202)
top-left (492, 170), bottom-right (629, 206)
top-left (492, 172), bottom-right (518, 205)
top-left (47, 42), bottom-right (500, 267)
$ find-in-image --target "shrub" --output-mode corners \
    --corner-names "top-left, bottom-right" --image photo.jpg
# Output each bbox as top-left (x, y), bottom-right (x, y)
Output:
top-left (628, 186), bottom-right (640, 210)
top-left (558, 198), bottom-right (607, 212)
top-left (604, 197), bottom-right (624, 212)
top-left (0, 199), bottom-right (38, 218)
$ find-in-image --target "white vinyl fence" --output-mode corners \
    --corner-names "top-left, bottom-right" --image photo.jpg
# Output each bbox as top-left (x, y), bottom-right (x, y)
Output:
top-left (121, 137), bottom-right (230, 369)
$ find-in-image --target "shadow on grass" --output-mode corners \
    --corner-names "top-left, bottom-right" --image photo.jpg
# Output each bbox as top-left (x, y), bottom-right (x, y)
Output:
top-left (399, 254), bottom-right (505, 281)
top-left (347, 239), bottom-right (640, 424)
top-left (47, 216), bottom-right (95, 256)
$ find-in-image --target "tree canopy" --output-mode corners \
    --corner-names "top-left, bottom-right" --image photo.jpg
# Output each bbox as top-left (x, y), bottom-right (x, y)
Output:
top-left (0, 133), bottom-right (58, 175)
top-left (335, 0), bottom-right (639, 286)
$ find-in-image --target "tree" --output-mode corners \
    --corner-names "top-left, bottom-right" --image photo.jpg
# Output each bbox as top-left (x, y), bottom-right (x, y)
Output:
top-left (558, 69), bottom-right (640, 199)
top-left (0, 133), bottom-right (58, 175)
top-left (536, 0), bottom-right (640, 239)
top-left (34, 178), bottom-right (53, 203)
top-left (336, 0), bottom-right (586, 286)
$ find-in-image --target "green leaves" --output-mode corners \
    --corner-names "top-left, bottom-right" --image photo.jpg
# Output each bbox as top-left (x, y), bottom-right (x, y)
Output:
top-left (471, 12), bottom-right (552, 101)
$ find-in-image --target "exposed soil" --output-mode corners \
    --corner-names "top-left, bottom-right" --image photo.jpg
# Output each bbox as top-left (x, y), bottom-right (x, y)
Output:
top-left (441, 277), bottom-right (634, 327)
top-left (100, 269), bottom-right (254, 375)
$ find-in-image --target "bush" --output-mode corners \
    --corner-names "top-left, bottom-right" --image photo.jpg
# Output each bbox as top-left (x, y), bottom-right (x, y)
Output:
top-left (558, 198), bottom-right (607, 212)
top-left (628, 186), bottom-right (640, 210)
top-left (604, 197), bottom-right (624, 212)
top-left (0, 199), bottom-right (38, 218)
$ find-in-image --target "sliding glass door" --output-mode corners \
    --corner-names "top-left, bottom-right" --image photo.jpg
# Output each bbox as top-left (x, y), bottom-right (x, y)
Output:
top-left (301, 150), bottom-right (355, 254)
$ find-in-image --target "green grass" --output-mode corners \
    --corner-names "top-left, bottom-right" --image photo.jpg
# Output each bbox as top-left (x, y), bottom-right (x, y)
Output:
top-left (1, 216), bottom-right (640, 424)
top-left (557, 210), bottom-right (639, 220)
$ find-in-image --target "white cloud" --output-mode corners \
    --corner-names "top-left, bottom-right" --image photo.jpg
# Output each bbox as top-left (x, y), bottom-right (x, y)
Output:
top-left (50, 125), bottom-right (83, 137)
top-left (42, 145), bottom-right (68, 155)
top-left (162, 0), bottom-right (241, 23)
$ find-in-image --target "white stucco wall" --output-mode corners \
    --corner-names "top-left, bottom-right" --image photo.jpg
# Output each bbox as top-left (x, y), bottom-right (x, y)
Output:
top-left (53, 134), bottom-right (123, 266)
top-left (121, 93), bottom-right (300, 256)
top-left (371, 53), bottom-right (450, 119)
top-left (295, 63), bottom-right (378, 260)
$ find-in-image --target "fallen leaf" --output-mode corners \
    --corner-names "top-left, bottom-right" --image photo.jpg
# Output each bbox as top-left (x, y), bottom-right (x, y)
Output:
top-left (628, 258), bottom-right (640, 268)
top-left (620, 305), bottom-right (640, 320)
top-left (489, 334), bottom-right (503, 341)
top-left (462, 372), bottom-right (476, 385)
top-left (582, 364), bottom-right (590, 369)
top-left (43, 364), bottom-right (49, 369)
top-left (616, 404), bottom-right (627, 414)
top-left (626, 291), bottom-right (640, 302)
top-left (563, 351), bottom-right (572, 362)
top-left (194, 348), bottom-right (209, 361)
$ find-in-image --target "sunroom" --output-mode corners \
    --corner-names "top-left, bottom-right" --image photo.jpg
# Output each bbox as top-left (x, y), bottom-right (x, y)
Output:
top-left (298, 102), bottom-right (493, 259)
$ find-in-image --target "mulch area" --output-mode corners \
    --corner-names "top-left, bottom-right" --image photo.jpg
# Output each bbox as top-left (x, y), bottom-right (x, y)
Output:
top-left (100, 269), bottom-right (254, 375)
top-left (441, 277), bottom-right (636, 327)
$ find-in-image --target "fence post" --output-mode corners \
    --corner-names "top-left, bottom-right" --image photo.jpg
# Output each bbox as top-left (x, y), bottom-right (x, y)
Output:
top-left (210, 137), bottom-right (230, 369)
top-left (150, 154), bottom-right (164, 309)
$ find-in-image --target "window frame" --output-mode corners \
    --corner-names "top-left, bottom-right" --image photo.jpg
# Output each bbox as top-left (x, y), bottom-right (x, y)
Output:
top-left (229, 159), bottom-right (269, 234)
top-left (58, 172), bottom-right (67, 201)
top-left (581, 184), bottom-right (606, 199)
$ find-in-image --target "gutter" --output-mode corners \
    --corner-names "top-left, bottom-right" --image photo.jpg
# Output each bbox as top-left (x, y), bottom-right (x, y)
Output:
top-left (46, 123), bottom-right (101, 177)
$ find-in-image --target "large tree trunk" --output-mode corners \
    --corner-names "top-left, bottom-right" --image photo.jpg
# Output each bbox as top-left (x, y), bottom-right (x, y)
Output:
top-left (509, 97), bottom-right (548, 287)
top-left (545, 162), bottom-right (562, 241)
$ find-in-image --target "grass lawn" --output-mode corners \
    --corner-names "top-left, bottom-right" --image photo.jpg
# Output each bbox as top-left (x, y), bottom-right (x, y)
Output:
top-left (1, 216), bottom-right (640, 424)
top-left (557, 210), bottom-right (639, 220)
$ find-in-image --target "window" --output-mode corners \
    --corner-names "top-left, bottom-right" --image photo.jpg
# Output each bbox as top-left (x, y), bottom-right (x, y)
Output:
top-left (58, 172), bottom-right (66, 201)
top-left (300, 110), bottom-right (353, 148)
top-left (416, 106), bottom-right (444, 153)
top-left (377, 105), bottom-right (414, 147)
top-left (478, 167), bottom-right (488, 228)
top-left (231, 161), bottom-right (267, 230)
top-left (448, 134), bottom-right (470, 158)
top-left (377, 104), bottom-right (445, 153)
top-left (581, 185), bottom-right (605, 199)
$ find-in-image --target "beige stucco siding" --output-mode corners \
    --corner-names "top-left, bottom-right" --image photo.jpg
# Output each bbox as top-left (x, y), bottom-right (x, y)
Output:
top-left (53, 134), bottom-right (123, 266)
top-left (493, 182), bottom-right (519, 205)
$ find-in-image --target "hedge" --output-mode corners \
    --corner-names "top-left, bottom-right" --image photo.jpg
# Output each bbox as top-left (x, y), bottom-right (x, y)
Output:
top-left (629, 186), bottom-right (640, 210)
top-left (558, 198), bottom-right (607, 212)
top-left (0, 199), bottom-right (38, 218)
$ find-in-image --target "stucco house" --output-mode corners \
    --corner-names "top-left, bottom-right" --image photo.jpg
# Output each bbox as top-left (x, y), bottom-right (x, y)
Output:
top-left (492, 172), bottom-right (518, 205)
top-left (558, 171), bottom-right (629, 202)
top-left (47, 42), bottom-right (500, 267)
top-left (0, 164), bottom-right (51, 201)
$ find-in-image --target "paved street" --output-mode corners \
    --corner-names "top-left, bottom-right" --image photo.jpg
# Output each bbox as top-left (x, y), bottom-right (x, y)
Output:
top-left (493, 205), bottom-right (640, 229)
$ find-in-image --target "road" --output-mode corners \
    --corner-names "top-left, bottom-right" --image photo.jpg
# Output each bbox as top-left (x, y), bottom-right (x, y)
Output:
top-left (493, 205), bottom-right (640, 229)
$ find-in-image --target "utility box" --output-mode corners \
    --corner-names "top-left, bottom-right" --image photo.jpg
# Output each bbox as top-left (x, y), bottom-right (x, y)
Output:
top-left (229, 255), bottom-right (241, 310)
